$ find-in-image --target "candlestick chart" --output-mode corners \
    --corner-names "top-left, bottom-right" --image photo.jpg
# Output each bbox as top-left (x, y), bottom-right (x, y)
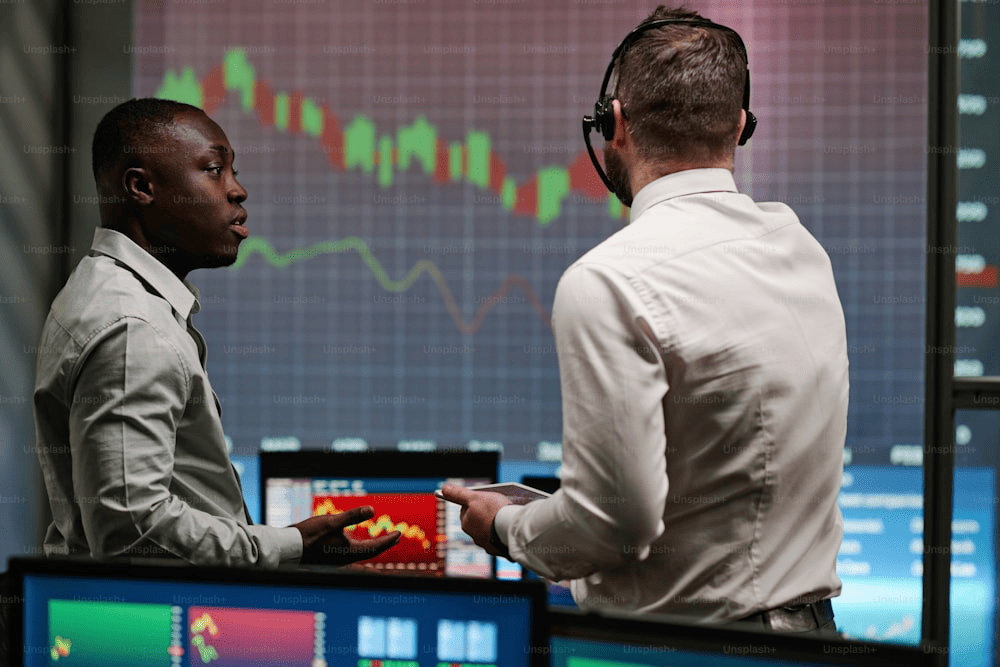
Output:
top-left (157, 50), bottom-right (623, 226)
top-left (132, 0), bottom-right (637, 458)
top-left (133, 0), bottom-right (929, 469)
top-left (312, 493), bottom-right (445, 572)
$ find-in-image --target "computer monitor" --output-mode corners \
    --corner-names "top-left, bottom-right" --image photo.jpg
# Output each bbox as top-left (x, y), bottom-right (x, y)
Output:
top-left (547, 608), bottom-right (932, 667)
top-left (260, 450), bottom-right (498, 578)
top-left (7, 556), bottom-right (546, 667)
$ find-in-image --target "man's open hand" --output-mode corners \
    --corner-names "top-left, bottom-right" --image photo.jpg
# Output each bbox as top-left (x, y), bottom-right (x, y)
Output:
top-left (438, 484), bottom-right (512, 556)
top-left (293, 506), bottom-right (400, 565)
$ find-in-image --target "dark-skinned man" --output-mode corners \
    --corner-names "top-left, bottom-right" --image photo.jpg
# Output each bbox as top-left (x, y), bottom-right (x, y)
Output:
top-left (442, 5), bottom-right (847, 634)
top-left (33, 98), bottom-right (399, 566)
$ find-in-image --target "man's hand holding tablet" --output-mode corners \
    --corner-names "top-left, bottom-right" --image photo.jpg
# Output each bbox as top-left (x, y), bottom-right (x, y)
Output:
top-left (437, 483), bottom-right (549, 557)
top-left (435, 482), bottom-right (550, 504)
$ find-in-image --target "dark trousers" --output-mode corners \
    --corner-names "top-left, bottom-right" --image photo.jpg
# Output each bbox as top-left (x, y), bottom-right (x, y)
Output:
top-left (738, 614), bottom-right (840, 638)
top-left (732, 599), bottom-right (839, 637)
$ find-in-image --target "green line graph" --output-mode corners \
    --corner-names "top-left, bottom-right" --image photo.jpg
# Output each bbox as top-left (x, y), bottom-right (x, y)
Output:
top-left (233, 236), bottom-right (552, 333)
top-left (233, 236), bottom-right (431, 290)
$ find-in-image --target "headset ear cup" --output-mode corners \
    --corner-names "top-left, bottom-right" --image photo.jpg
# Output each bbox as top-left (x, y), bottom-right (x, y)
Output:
top-left (596, 97), bottom-right (615, 141)
top-left (738, 110), bottom-right (757, 146)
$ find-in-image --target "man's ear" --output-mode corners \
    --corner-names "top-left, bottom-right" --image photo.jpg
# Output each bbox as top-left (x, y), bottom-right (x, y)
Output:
top-left (611, 99), bottom-right (629, 149)
top-left (123, 167), bottom-right (153, 206)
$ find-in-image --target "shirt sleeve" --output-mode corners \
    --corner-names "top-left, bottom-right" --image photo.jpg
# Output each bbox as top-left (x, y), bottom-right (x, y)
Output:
top-left (499, 263), bottom-right (670, 581)
top-left (68, 316), bottom-right (302, 567)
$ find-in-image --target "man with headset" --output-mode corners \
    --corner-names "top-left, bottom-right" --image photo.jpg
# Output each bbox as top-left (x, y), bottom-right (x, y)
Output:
top-left (443, 5), bottom-right (848, 634)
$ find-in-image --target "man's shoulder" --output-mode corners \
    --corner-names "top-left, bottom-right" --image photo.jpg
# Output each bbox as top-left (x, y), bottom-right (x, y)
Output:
top-left (45, 253), bottom-right (173, 347)
top-left (555, 191), bottom-right (830, 315)
top-left (564, 216), bottom-right (682, 282)
top-left (580, 191), bottom-right (815, 271)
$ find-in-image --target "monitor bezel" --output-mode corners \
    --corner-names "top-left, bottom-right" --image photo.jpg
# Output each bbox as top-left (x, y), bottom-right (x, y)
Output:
top-left (6, 555), bottom-right (548, 667)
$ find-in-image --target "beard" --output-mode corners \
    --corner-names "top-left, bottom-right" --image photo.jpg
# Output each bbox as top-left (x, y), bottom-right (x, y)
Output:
top-left (603, 143), bottom-right (633, 208)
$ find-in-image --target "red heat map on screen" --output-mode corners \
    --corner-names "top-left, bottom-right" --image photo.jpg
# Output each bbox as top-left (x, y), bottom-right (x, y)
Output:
top-left (187, 607), bottom-right (316, 667)
top-left (312, 493), bottom-right (445, 571)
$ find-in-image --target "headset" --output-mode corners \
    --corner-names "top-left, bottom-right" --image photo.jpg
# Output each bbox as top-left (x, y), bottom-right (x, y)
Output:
top-left (582, 18), bottom-right (757, 199)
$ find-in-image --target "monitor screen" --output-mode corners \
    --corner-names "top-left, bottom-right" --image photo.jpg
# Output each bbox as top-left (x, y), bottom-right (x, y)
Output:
top-left (8, 557), bottom-right (545, 667)
top-left (832, 465), bottom-right (994, 655)
top-left (547, 609), bottom-right (931, 667)
top-left (261, 451), bottom-right (497, 578)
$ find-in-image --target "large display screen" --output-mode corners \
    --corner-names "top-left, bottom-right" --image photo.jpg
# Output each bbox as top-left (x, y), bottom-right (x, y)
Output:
top-left (132, 0), bottom-right (927, 465)
top-left (128, 0), bottom-right (993, 661)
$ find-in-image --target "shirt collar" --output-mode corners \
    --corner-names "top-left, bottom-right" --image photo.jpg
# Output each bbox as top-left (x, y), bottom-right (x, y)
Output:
top-left (90, 227), bottom-right (201, 319)
top-left (628, 168), bottom-right (739, 223)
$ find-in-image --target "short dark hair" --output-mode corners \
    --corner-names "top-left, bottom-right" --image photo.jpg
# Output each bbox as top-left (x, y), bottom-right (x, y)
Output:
top-left (614, 5), bottom-right (747, 164)
top-left (91, 97), bottom-right (203, 189)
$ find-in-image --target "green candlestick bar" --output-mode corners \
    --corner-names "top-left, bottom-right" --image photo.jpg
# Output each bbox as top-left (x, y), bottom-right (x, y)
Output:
top-left (223, 49), bottom-right (255, 112)
top-left (378, 134), bottom-right (393, 188)
top-left (397, 115), bottom-right (436, 175)
top-left (301, 98), bottom-right (323, 137)
top-left (155, 66), bottom-right (202, 108)
top-left (345, 116), bottom-right (377, 174)
top-left (537, 166), bottom-right (570, 226)
top-left (466, 130), bottom-right (490, 189)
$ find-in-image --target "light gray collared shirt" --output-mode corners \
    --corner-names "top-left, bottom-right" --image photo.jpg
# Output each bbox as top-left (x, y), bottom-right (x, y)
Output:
top-left (33, 227), bottom-right (302, 566)
top-left (496, 168), bottom-right (847, 621)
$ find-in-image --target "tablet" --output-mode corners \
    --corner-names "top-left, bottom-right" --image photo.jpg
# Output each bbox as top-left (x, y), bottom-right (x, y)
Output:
top-left (436, 482), bottom-right (551, 504)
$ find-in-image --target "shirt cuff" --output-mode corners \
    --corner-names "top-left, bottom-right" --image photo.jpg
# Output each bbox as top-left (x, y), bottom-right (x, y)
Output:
top-left (493, 504), bottom-right (522, 550)
top-left (275, 526), bottom-right (304, 564)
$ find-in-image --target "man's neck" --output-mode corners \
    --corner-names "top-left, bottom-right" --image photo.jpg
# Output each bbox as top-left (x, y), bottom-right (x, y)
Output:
top-left (629, 158), bottom-right (734, 199)
top-left (101, 213), bottom-right (191, 280)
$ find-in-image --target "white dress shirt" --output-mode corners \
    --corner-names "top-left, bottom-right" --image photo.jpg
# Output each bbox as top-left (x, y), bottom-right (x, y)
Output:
top-left (33, 228), bottom-right (302, 567)
top-left (495, 168), bottom-right (847, 621)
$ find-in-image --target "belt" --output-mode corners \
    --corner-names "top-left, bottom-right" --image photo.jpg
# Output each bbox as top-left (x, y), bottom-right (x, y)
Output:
top-left (740, 599), bottom-right (835, 632)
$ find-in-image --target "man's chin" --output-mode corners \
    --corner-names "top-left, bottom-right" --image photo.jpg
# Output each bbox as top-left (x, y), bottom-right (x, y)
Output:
top-left (196, 249), bottom-right (240, 270)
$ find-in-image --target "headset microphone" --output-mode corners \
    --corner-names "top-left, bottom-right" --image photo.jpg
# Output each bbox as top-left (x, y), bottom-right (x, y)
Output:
top-left (582, 18), bottom-right (757, 203)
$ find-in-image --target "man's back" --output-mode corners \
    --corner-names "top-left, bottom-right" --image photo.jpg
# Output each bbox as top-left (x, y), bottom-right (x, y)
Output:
top-left (535, 168), bottom-right (846, 619)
